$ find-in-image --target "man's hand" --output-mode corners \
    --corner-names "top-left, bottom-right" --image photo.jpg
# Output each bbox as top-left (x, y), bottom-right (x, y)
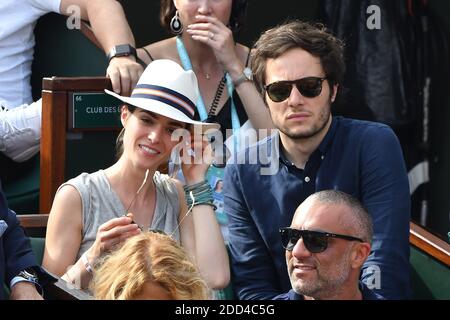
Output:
top-left (106, 56), bottom-right (144, 96)
top-left (9, 281), bottom-right (43, 300)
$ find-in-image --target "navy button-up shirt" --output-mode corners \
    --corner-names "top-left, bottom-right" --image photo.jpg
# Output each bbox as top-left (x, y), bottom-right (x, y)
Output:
top-left (0, 181), bottom-right (38, 299)
top-left (224, 116), bottom-right (411, 300)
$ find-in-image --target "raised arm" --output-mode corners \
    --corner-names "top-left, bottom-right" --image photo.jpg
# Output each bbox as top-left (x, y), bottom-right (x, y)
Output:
top-left (60, 0), bottom-right (143, 95)
top-left (228, 48), bottom-right (274, 133)
top-left (186, 15), bottom-right (273, 131)
top-left (359, 126), bottom-right (411, 299)
top-left (175, 133), bottom-right (230, 289)
top-left (175, 180), bottom-right (230, 290)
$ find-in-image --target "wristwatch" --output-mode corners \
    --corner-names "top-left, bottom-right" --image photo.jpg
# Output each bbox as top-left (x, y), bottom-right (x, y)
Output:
top-left (233, 67), bottom-right (253, 88)
top-left (107, 44), bottom-right (147, 68)
top-left (18, 269), bottom-right (39, 284)
top-left (107, 44), bottom-right (138, 62)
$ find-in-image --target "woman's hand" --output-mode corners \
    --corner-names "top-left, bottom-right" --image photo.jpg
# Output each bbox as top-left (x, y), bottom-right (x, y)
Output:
top-left (87, 215), bottom-right (140, 262)
top-left (106, 56), bottom-right (144, 96)
top-left (181, 131), bottom-right (214, 185)
top-left (186, 14), bottom-right (243, 76)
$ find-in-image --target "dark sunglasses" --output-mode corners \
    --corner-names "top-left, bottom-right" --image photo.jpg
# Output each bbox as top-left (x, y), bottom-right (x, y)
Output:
top-left (279, 227), bottom-right (364, 253)
top-left (264, 77), bottom-right (327, 102)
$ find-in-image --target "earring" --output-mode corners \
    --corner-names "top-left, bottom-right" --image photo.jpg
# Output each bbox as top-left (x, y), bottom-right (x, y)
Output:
top-left (170, 10), bottom-right (183, 35)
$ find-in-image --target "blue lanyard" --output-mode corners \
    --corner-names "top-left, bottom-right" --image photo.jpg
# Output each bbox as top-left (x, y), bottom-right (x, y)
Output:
top-left (176, 36), bottom-right (241, 150)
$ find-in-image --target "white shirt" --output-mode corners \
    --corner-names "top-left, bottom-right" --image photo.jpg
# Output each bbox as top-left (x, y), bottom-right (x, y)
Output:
top-left (0, 0), bottom-right (61, 109)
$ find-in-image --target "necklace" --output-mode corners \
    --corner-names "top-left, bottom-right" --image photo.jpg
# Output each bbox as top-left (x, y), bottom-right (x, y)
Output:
top-left (206, 74), bottom-right (227, 122)
top-left (176, 36), bottom-right (241, 150)
top-left (125, 169), bottom-right (150, 231)
top-left (194, 65), bottom-right (212, 80)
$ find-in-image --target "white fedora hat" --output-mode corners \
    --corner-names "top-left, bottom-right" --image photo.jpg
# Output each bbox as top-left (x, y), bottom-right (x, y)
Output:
top-left (105, 59), bottom-right (220, 131)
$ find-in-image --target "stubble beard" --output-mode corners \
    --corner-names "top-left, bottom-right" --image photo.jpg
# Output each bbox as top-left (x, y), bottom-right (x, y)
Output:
top-left (290, 249), bottom-right (352, 299)
top-left (276, 105), bottom-right (331, 141)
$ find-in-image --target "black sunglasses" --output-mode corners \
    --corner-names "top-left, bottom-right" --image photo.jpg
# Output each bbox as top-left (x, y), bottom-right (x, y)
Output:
top-left (264, 77), bottom-right (327, 102)
top-left (279, 227), bottom-right (364, 253)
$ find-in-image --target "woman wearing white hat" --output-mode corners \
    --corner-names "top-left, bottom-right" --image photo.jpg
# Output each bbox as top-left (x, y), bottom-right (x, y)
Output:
top-left (43, 59), bottom-right (229, 292)
top-left (136, 0), bottom-right (274, 244)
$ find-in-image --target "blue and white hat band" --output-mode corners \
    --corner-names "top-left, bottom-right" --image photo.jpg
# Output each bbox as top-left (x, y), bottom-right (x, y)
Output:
top-left (131, 84), bottom-right (195, 119)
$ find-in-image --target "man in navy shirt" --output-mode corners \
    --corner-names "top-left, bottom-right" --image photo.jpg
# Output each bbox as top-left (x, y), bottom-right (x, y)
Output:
top-left (0, 180), bottom-right (44, 299)
top-left (223, 20), bottom-right (411, 299)
top-left (275, 190), bottom-right (384, 300)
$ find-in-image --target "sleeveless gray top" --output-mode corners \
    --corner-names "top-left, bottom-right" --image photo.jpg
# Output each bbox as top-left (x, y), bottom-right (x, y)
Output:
top-left (59, 170), bottom-right (180, 260)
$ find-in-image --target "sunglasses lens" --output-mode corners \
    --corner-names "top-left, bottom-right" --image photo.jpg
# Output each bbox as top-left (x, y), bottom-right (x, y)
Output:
top-left (280, 228), bottom-right (299, 251)
top-left (267, 82), bottom-right (292, 102)
top-left (297, 78), bottom-right (323, 98)
top-left (303, 232), bottom-right (328, 253)
top-left (266, 77), bottom-right (325, 102)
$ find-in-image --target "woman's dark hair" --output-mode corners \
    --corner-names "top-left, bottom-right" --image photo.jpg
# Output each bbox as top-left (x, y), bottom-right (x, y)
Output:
top-left (160, 0), bottom-right (248, 35)
top-left (115, 104), bottom-right (136, 159)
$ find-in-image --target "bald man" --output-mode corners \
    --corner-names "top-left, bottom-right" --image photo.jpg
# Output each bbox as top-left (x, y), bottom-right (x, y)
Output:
top-left (275, 190), bottom-right (384, 300)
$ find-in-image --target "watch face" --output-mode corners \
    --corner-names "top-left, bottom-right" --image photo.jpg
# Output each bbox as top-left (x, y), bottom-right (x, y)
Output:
top-left (19, 269), bottom-right (38, 282)
top-left (243, 67), bottom-right (253, 80)
top-left (115, 44), bottom-right (133, 56)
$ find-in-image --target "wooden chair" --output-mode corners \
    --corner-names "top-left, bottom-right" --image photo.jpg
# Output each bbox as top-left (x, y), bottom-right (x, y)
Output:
top-left (40, 76), bottom-right (121, 214)
top-left (409, 221), bottom-right (450, 299)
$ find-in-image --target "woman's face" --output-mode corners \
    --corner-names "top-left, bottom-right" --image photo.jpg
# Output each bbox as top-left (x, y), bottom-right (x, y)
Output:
top-left (121, 107), bottom-right (186, 170)
top-left (174, 0), bottom-right (233, 27)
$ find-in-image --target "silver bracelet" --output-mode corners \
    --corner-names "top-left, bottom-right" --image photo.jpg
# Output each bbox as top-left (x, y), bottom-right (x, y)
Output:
top-left (81, 252), bottom-right (93, 274)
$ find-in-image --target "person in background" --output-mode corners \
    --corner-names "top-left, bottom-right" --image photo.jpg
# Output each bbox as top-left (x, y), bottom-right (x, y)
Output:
top-left (43, 59), bottom-right (229, 291)
top-left (138, 0), bottom-right (272, 137)
top-left (91, 231), bottom-right (209, 300)
top-left (0, 0), bottom-right (143, 162)
top-left (275, 190), bottom-right (384, 300)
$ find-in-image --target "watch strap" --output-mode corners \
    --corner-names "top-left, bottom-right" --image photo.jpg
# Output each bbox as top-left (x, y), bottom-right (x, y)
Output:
top-left (10, 270), bottom-right (43, 296)
top-left (107, 45), bottom-right (147, 68)
top-left (233, 67), bottom-right (252, 88)
top-left (107, 44), bottom-right (134, 61)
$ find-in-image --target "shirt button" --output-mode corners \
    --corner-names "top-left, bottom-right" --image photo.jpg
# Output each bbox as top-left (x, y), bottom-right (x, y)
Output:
top-left (321, 155), bottom-right (324, 160)
top-left (304, 176), bottom-right (310, 183)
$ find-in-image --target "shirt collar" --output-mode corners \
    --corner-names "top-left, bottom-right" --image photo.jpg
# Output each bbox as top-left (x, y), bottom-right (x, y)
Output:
top-left (317, 116), bottom-right (338, 154)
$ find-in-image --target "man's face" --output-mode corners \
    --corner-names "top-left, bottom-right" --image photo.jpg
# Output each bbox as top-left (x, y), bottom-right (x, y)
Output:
top-left (286, 201), bottom-right (355, 299)
top-left (264, 48), bottom-right (337, 141)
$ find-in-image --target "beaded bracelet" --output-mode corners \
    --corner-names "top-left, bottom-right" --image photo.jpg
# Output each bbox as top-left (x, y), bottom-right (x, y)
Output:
top-left (183, 180), bottom-right (217, 210)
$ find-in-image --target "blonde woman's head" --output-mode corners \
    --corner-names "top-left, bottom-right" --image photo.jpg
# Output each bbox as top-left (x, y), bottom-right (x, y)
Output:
top-left (91, 231), bottom-right (209, 300)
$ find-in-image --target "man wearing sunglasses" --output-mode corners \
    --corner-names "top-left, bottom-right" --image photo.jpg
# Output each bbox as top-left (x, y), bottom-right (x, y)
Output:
top-left (223, 20), bottom-right (410, 300)
top-left (276, 190), bottom-right (383, 300)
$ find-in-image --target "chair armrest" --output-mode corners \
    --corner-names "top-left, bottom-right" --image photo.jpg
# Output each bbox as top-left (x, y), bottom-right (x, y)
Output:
top-left (18, 214), bottom-right (49, 229)
top-left (410, 221), bottom-right (450, 266)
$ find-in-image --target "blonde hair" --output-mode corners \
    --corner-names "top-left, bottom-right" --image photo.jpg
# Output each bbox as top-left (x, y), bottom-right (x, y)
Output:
top-left (90, 232), bottom-right (210, 300)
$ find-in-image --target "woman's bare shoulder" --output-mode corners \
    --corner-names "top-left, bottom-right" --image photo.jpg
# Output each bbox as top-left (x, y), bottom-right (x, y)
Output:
top-left (143, 37), bottom-right (179, 61)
